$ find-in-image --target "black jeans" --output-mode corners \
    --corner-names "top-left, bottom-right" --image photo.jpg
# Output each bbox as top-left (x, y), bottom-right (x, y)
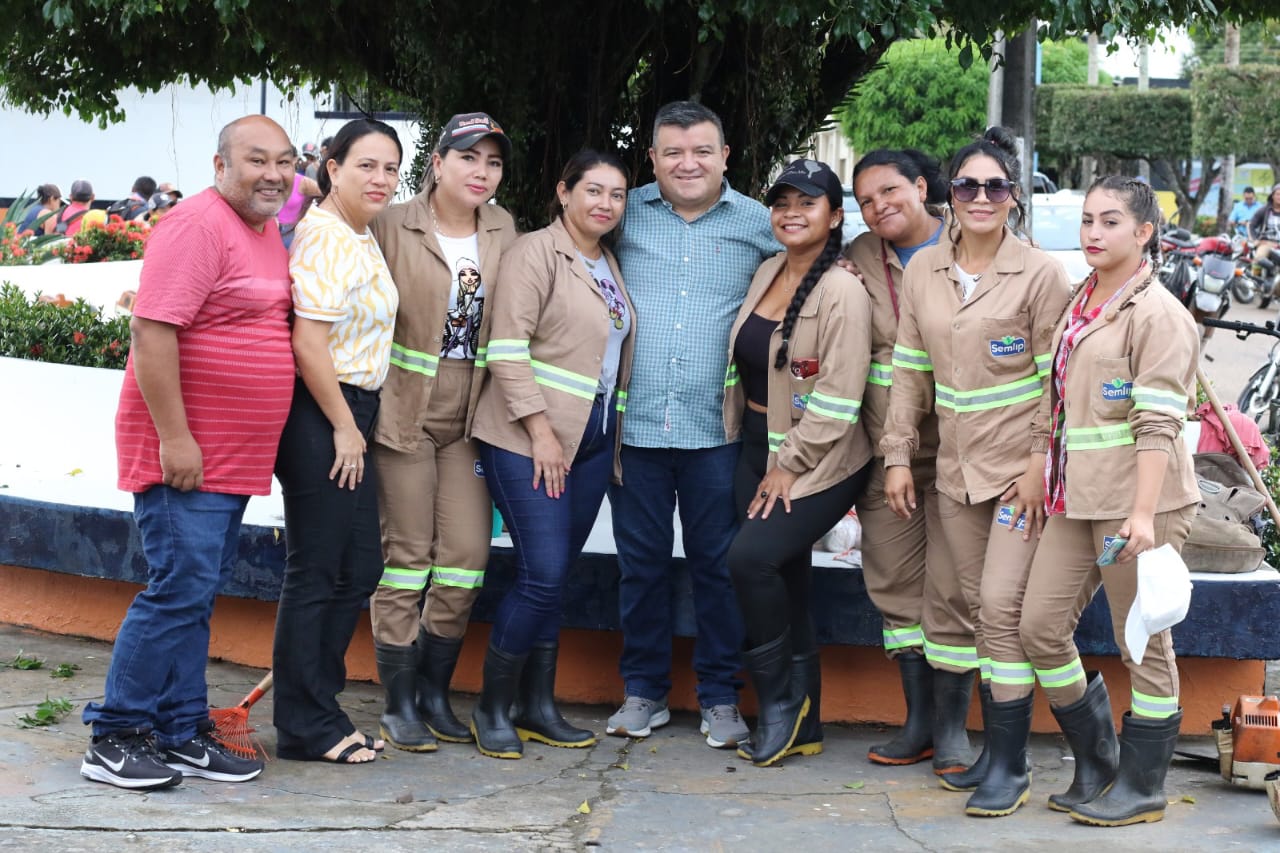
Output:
top-left (726, 409), bottom-right (870, 653)
top-left (272, 378), bottom-right (383, 754)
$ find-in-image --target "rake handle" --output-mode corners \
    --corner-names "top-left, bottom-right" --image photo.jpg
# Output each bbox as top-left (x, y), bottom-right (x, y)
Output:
top-left (236, 670), bottom-right (274, 711)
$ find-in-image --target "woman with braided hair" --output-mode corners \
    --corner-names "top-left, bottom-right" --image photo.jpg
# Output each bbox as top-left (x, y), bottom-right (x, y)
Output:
top-left (722, 159), bottom-right (873, 767)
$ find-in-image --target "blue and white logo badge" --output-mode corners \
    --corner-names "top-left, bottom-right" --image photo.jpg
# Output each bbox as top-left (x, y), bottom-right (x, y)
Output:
top-left (989, 335), bottom-right (1027, 357)
top-left (996, 504), bottom-right (1027, 532)
top-left (473, 460), bottom-right (485, 478)
top-left (1100, 377), bottom-right (1133, 401)
top-left (792, 393), bottom-right (809, 410)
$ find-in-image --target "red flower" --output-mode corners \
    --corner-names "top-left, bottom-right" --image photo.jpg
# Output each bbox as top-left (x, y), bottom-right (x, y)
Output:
top-left (29, 344), bottom-right (43, 356)
top-left (73, 331), bottom-right (87, 345)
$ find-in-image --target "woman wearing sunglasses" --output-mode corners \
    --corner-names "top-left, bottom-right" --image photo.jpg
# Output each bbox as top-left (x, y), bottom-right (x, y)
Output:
top-left (845, 150), bottom-right (978, 778)
top-left (882, 126), bottom-right (1070, 817)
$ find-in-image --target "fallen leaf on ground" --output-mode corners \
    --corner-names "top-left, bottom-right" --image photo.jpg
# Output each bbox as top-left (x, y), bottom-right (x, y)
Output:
top-left (843, 781), bottom-right (865, 789)
top-left (578, 800), bottom-right (591, 814)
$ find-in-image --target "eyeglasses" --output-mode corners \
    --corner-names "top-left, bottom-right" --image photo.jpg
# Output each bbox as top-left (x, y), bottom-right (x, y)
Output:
top-left (950, 178), bottom-right (1014, 204)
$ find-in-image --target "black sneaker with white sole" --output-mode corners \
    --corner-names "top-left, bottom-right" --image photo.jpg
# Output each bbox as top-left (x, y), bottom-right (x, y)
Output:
top-left (162, 726), bottom-right (264, 782)
top-left (81, 728), bottom-right (183, 790)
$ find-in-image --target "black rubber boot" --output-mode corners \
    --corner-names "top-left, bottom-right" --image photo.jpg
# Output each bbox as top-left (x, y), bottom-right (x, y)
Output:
top-left (470, 644), bottom-right (528, 760)
top-left (964, 693), bottom-right (1034, 817)
top-left (512, 642), bottom-right (596, 748)
top-left (932, 668), bottom-right (975, 775)
top-left (868, 651), bottom-right (934, 766)
top-left (375, 643), bottom-right (437, 752)
top-left (1048, 672), bottom-right (1118, 812)
top-left (785, 651), bottom-right (824, 757)
top-left (739, 632), bottom-right (809, 767)
top-left (415, 628), bottom-right (472, 743)
top-left (940, 681), bottom-right (991, 792)
top-left (1069, 710), bottom-right (1182, 826)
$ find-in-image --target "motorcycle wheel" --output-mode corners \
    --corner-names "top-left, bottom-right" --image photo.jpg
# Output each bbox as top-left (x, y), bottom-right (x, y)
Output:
top-left (1238, 365), bottom-right (1280, 437)
top-left (1230, 274), bottom-right (1258, 305)
top-left (1262, 294), bottom-right (1274, 310)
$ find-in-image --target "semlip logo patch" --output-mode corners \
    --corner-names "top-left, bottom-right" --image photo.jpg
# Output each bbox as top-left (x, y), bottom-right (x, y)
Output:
top-left (989, 335), bottom-right (1027, 357)
top-left (996, 504), bottom-right (1027, 531)
top-left (1100, 378), bottom-right (1133, 401)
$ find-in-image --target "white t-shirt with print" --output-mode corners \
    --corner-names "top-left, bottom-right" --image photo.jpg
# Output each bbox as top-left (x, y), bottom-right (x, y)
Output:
top-left (437, 231), bottom-right (484, 359)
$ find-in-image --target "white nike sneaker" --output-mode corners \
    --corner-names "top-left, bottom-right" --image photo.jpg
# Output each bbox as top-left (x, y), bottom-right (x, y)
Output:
top-left (81, 728), bottom-right (183, 790)
top-left (162, 723), bottom-right (263, 782)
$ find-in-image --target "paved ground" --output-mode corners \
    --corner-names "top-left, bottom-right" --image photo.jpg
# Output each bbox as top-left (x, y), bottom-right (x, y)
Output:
top-left (2, 626), bottom-right (1278, 852)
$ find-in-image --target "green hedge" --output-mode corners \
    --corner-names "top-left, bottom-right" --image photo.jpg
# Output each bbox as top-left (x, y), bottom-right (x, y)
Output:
top-left (1038, 85), bottom-right (1194, 162)
top-left (0, 282), bottom-right (130, 369)
top-left (1192, 64), bottom-right (1280, 167)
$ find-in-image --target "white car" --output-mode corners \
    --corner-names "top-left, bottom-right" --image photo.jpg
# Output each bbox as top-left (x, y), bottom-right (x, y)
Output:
top-left (1031, 191), bottom-right (1091, 283)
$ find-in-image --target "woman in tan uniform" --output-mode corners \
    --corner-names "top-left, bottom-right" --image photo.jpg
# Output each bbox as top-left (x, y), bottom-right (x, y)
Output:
top-left (1018, 177), bottom-right (1199, 826)
top-left (723, 159), bottom-right (873, 767)
top-left (882, 127), bottom-right (1070, 817)
top-left (369, 112), bottom-right (518, 751)
top-left (846, 149), bottom-right (977, 776)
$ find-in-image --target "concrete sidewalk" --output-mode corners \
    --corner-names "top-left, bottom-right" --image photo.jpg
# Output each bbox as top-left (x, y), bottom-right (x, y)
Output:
top-left (1, 624), bottom-right (1277, 852)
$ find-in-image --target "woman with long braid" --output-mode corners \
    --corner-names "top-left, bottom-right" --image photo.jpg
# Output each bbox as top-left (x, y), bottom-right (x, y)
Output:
top-left (723, 159), bottom-right (873, 767)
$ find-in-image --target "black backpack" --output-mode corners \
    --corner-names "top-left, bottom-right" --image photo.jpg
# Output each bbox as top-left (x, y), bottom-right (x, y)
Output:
top-left (106, 197), bottom-right (148, 222)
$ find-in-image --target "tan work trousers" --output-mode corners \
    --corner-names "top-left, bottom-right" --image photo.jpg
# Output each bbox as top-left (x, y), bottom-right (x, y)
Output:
top-left (370, 360), bottom-right (493, 646)
top-left (857, 457), bottom-right (975, 671)
top-left (937, 494), bottom-right (1041, 701)
top-left (1020, 504), bottom-right (1196, 715)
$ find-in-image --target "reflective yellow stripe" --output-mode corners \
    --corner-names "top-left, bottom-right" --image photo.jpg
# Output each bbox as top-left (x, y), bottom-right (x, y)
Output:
top-left (530, 359), bottom-right (597, 400)
top-left (486, 339), bottom-right (531, 362)
top-left (989, 660), bottom-right (1035, 686)
top-left (807, 390), bottom-right (862, 423)
top-left (432, 566), bottom-right (485, 590)
top-left (390, 343), bottom-right (440, 378)
top-left (868, 361), bottom-right (893, 387)
top-left (615, 390), bottom-right (628, 413)
top-left (767, 431), bottom-right (787, 453)
top-left (725, 361), bottom-right (740, 388)
top-left (935, 372), bottom-right (1042, 413)
top-left (979, 657), bottom-right (993, 682)
top-left (883, 624), bottom-right (924, 651)
top-left (1131, 688), bottom-right (1178, 719)
top-left (1132, 385), bottom-right (1188, 417)
top-left (924, 639), bottom-right (980, 669)
top-left (1065, 423), bottom-right (1135, 450)
top-left (1035, 658), bottom-right (1086, 689)
top-left (378, 566), bottom-right (429, 591)
top-left (892, 344), bottom-right (933, 372)
top-left (1034, 352), bottom-right (1052, 378)
top-left (474, 345), bottom-right (488, 369)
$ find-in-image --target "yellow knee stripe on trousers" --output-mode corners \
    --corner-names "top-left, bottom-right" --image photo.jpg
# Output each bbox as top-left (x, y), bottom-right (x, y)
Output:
top-left (431, 566), bottom-right (485, 590)
top-left (1034, 658), bottom-right (1086, 689)
top-left (1131, 688), bottom-right (1178, 719)
top-left (924, 638), bottom-right (979, 669)
top-left (378, 566), bottom-right (429, 591)
top-left (988, 660), bottom-right (1035, 686)
top-left (979, 657), bottom-right (993, 682)
top-left (883, 624), bottom-right (924, 651)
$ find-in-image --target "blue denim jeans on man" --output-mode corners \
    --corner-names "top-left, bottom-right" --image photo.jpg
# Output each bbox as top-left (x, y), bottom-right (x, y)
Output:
top-left (609, 443), bottom-right (744, 708)
top-left (82, 486), bottom-right (249, 748)
top-left (480, 397), bottom-right (616, 655)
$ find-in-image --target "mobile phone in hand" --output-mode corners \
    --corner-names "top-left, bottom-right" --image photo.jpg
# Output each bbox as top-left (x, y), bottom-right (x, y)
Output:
top-left (1097, 536), bottom-right (1128, 567)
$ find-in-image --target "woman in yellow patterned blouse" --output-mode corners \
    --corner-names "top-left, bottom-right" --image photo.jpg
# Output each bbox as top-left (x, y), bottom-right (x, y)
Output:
top-left (272, 118), bottom-right (403, 765)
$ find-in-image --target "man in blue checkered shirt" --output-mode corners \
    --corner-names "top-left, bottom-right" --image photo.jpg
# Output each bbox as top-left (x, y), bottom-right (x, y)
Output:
top-left (606, 101), bottom-right (779, 749)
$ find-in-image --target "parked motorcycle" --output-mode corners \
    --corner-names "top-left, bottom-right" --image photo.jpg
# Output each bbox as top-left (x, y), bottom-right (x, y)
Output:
top-left (1228, 235), bottom-right (1260, 305)
top-left (1255, 249), bottom-right (1280, 310)
top-left (1158, 226), bottom-right (1200, 305)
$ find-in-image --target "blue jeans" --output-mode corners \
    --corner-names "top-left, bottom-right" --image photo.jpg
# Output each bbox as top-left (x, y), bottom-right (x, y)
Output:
top-left (609, 443), bottom-right (744, 708)
top-left (480, 397), bottom-right (616, 655)
top-left (83, 486), bottom-right (249, 747)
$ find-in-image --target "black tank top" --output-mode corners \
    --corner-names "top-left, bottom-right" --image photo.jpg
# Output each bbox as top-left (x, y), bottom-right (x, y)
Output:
top-left (734, 312), bottom-right (780, 407)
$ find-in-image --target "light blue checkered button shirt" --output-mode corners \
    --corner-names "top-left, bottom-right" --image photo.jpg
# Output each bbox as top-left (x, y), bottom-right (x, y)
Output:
top-left (616, 180), bottom-right (780, 449)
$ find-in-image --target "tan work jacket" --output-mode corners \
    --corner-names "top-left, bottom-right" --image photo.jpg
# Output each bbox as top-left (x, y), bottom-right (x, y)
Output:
top-left (1031, 271), bottom-right (1200, 519)
top-left (369, 195), bottom-right (518, 453)
top-left (723, 256), bottom-right (874, 499)
top-left (844, 229), bottom-right (943, 459)
top-left (881, 228), bottom-right (1071, 503)
top-left (470, 218), bottom-right (636, 482)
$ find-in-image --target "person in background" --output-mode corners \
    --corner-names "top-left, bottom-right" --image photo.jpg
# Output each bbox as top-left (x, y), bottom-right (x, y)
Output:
top-left (300, 141), bottom-right (321, 179)
top-left (723, 159), bottom-right (872, 767)
top-left (607, 100), bottom-right (779, 750)
top-left (469, 148), bottom-right (634, 759)
top-left (56, 180), bottom-right (95, 237)
top-left (80, 115), bottom-right (296, 791)
top-left (1019, 176), bottom-right (1199, 826)
top-left (368, 112), bottom-right (517, 752)
top-left (278, 149), bottom-right (323, 250)
top-left (272, 118), bottom-right (403, 765)
top-left (147, 192), bottom-right (179, 224)
top-left (1229, 186), bottom-right (1261, 238)
top-left (1248, 183), bottom-right (1280, 271)
top-left (845, 149), bottom-right (978, 777)
top-left (882, 127), bottom-right (1070, 818)
top-left (157, 182), bottom-right (184, 200)
top-left (109, 176), bottom-right (156, 221)
top-left (19, 184), bottom-right (61, 236)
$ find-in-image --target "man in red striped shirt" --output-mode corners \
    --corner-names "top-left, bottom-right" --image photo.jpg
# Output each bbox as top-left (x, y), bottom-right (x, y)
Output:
top-left (81, 115), bottom-right (298, 792)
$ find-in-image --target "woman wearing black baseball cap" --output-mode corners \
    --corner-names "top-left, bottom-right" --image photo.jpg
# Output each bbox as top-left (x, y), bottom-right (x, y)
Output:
top-left (722, 158), bottom-right (875, 766)
top-left (367, 111), bottom-right (519, 752)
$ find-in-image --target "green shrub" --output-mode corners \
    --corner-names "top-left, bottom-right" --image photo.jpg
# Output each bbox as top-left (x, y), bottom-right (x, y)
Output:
top-left (0, 282), bottom-right (129, 369)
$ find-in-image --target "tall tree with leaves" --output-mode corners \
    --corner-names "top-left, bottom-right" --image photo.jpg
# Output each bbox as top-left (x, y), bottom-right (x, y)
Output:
top-left (0, 0), bottom-right (1266, 225)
